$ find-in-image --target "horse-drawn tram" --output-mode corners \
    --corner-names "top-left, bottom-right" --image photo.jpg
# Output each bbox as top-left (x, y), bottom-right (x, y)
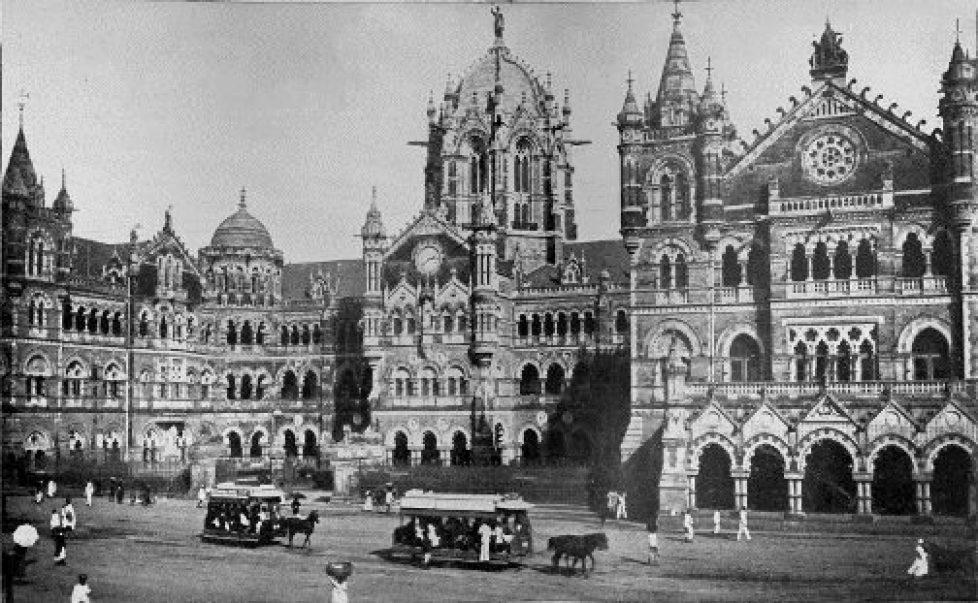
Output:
top-left (201, 482), bottom-right (288, 546)
top-left (389, 490), bottom-right (534, 567)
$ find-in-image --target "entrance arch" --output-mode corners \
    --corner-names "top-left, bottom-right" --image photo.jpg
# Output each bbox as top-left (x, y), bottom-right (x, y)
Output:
top-left (421, 431), bottom-right (440, 466)
top-left (803, 439), bottom-right (856, 513)
top-left (931, 444), bottom-right (973, 516)
top-left (871, 446), bottom-right (915, 515)
top-left (302, 430), bottom-right (318, 459)
top-left (283, 429), bottom-right (298, 458)
top-left (227, 431), bottom-right (242, 458)
top-left (697, 444), bottom-right (735, 509)
top-left (747, 444), bottom-right (788, 511)
top-left (249, 432), bottom-right (263, 458)
top-left (521, 429), bottom-right (541, 464)
top-left (392, 432), bottom-right (410, 466)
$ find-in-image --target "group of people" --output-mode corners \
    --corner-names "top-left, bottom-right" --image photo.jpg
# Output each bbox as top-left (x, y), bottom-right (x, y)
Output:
top-left (679, 507), bottom-right (751, 543)
top-left (361, 487), bottom-right (397, 513)
top-left (393, 514), bottom-right (523, 565)
top-left (48, 497), bottom-right (77, 565)
top-left (204, 502), bottom-right (281, 536)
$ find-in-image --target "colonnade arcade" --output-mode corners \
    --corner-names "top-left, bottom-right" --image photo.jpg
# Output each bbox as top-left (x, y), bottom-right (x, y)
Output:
top-left (685, 432), bottom-right (976, 516)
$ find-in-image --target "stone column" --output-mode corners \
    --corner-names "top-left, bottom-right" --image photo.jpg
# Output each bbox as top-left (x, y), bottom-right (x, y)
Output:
top-left (914, 477), bottom-right (932, 515)
top-left (410, 448), bottom-right (421, 467)
top-left (786, 472), bottom-right (804, 515)
top-left (806, 253), bottom-right (814, 282)
top-left (732, 470), bottom-right (749, 510)
top-left (854, 473), bottom-right (873, 514)
top-left (687, 474), bottom-right (697, 510)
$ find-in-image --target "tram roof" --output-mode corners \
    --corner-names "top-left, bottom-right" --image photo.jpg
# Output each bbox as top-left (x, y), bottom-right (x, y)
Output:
top-left (399, 490), bottom-right (533, 515)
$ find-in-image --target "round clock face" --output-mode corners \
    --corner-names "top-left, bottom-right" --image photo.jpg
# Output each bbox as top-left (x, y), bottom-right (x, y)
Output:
top-left (803, 133), bottom-right (857, 185)
top-left (414, 244), bottom-right (442, 276)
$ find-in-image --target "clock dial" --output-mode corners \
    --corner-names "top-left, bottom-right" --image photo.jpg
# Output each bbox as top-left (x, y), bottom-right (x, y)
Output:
top-left (414, 244), bottom-right (442, 276)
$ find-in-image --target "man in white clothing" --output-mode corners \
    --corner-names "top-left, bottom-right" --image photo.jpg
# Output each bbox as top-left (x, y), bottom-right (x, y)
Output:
top-left (84, 481), bottom-right (95, 507)
top-left (713, 510), bottom-right (721, 535)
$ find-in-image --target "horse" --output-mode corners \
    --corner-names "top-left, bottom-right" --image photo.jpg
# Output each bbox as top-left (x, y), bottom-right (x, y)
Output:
top-left (284, 510), bottom-right (320, 548)
top-left (547, 533), bottom-right (609, 574)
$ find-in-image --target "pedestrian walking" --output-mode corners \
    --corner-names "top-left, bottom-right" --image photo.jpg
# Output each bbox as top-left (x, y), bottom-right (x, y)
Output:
top-left (291, 496), bottom-right (301, 515)
top-left (46, 479), bottom-right (57, 499)
top-left (61, 498), bottom-right (76, 532)
top-left (683, 509), bottom-right (695, 543)
top-left (713, 510), bottom-right (721, 535)
top-left (384, 487), bottom-right (394, 513)
top-left (616, 491), bottom-right (628, 520)
top-left (196, 486), bottom-right (207, 509)
top-left (84, 482), bottom-right (94, 507)
top-left (362, 490), bottom-right (373, 513)
top-left (49, 509), bottom-right (62, 534)
top-left (477, 520), bottom-right (492, 562)
top-left (736, 507), bottom-right (751, 541)
top-left (52, 526), bottom-right (67, 565)
top-left (70, 574), bottom-right (91, 603)
top-left (906, 539), bottom-right (929, 578)
top-left (34, 484), bottom-right (44, 505)
top-left (646, 515), bottom-right (659, 566)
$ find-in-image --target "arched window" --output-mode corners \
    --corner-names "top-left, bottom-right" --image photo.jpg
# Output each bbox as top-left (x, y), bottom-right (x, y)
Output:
top-left (159, 315), bottom-right (168, 339)
top-left (256, 375), bottom-right (266, 399)
top-left (240, 321), bottom-right (254, 345)
top-left (659, 255), bottom-right (672, 290)
top-left (675, 172), bottom-right (690, 219)
top-left (519, 364), bottom-right (541, 395)
top-left (530, 314), bottom-right (541, 338)
top-left (312, 324), bottom-right (322, 344)
top-left (814, 341), bottom-right (830, 382)
top-left (675, 254), bottom-right (688, 289)
top-left (729, 334), bottom-right (762, 382)
top-left (791, 244), bottom-right (808, 281)
top-left (517, 315), bottom-right (529, 338)
top-left (833, 242), bottom-right (852, 280)
top-left (301, 325), bottom-right (311, 346)
top-left (615, 310), bottom-right (628, 334)
top-left (100, 310), bottom-right (111, 335)
top-left (392, 314), bottom-right (403, 335)
top-left (280, 325), bottom-right (289, 346)
top-left (911, 328), bottom-right (950, 380)
top-left (859, 340), bottom-right (876, 381)
top-left (226, 320), bottom-right (237, 346)
top-left (855, 239), bottom-right (875, 278)
top-left (811, 242), bottom-right (830, 280)
top-left (515, 141), bottom-right (532, 194)
top-left (545, 364), bottom-right (565, 395)
top-left (902, 233), bottom-right (926, 278)
top-left (836, 340), bottom-right (852, 382)
top-left (226, 374), bottom-right (236, 400)
top-left (543, 314), bottom-right (555, 337)
top-left (240, 374), bottom-right (253, 400)
top-left (301, 370), bottom-right (318, 399)
top-left (282, 370), bottom-right (299, 400)
top-left (569, 312), bottom-right (581, 336)
top-left (139, 312), bottom-right (149, 337)
top-left (227, 432), bottom-right (242, 458)
top-left (660, 175), bottom-right (673, 221)
top-left (794, 341), bottom-right (808, 382)
top-left (290, 325), bottom-right (299, 346)
top-left (283, 430), bottom-right (298, 458)
top-left (721, 245), bottom-right (741, 287)
top-left (256, 323), bottom-right (266, 345)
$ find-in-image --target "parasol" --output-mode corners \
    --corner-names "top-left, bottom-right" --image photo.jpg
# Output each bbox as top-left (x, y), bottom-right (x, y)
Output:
top-left (12, 524), bottom-right (39, 547)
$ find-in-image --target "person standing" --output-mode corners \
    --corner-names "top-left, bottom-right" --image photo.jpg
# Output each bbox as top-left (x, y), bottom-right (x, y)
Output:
top-left (906, 539), bottom-right (929, 578)
top-left (46, 479), bottom-right (57, 500)
top-left (616, 491), bottom-right (628, 520)
top-left (384, 488), bottom-right (394, 514)
top-left (736, 507), bottom-right (751, 541)
top-left (646, 515), bottom-right (659, 566)
top-left (713, 510), bottom-right (721, 535)
top-left (477, 521), bottom-right (493, 562)
top-left (70, 574), bottom-right (91, 603)
top-left (683, 509), bottom-right (695, 543)
top-left (52, 525), bottom-right (67, 565)
top-left (362, 490), bottom-right (373, 513)
top-left (61, 498), bottom-right (76, 532)
top-left (291, 496), bottom-right (301, 516)
top-left (196, 486), bottom-right (207, 509)
top-left (84, 482), bottom-right (94, 507)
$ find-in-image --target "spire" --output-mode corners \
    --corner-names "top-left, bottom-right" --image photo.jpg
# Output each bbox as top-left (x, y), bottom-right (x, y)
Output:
top-left (362, 185), bottom-right (385, 239)
top-left (617, 70), bottom-right (643, 128)
top-left (427, 90), bottom-right (437, 123)
top-left (653, 0), bottom-right (698, 131)
top-left (53, 168), bottom-right (73, 214)
top-left (238, 186), bottom-right (247, 209)
top-left (3, 122), bottom-right (40, 198)
top-left (809, 19), bottom-right (849, 83)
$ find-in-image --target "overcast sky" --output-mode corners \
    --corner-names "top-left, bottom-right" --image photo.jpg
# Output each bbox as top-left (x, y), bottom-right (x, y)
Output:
top-left (2, 1), bottom-right (971, 262)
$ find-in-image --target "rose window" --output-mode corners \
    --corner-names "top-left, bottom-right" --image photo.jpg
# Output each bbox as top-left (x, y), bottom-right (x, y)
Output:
top-left (803, 133), bottom-right (857, 185)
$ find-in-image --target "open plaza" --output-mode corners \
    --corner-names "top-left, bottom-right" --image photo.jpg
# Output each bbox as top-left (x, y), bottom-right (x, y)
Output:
top-left (2, 489), bottom-right (975, 602)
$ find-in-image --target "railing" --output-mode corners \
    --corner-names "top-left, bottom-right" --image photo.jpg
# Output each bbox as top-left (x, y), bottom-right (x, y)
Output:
top-left (653, 289), bottom-right (689, 305)
top-left (686, 379), bottom-right (973, 398)
top-left (770, 191), bottom-right (893, 215)
top-left (715, 286), bottom-right (754, 304)
top-left (896, 276), bottom-right (948, 295)
top-left (515, 334), bottom-right (594, 347)
top-left (786, 278), bottom-right (876, 298)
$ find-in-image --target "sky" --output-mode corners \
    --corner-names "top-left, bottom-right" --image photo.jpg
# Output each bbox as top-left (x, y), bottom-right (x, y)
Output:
top-left (2, 0), bottom-right (972, 262)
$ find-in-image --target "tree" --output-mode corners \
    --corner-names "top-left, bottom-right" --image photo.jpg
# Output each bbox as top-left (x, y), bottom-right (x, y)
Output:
top-left (550, 349), bottom-right (631, 511)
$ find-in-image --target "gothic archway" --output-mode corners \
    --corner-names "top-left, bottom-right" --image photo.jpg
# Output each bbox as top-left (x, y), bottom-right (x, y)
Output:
top-left (421, 431), bottom-right (440, 466)
top-left (227, 431), bottom-right (243, 458)
top-left (803, 439), bottom-right (856, 513)
top-left (283, 429), bottom-right (298, 458)
top-left (696, 444), bottom-right (735, 509)
top-left (302, 429), bottom-right (318, 459)
top-left (450, 431), bottom-right (469, 466)
top-left (249, 432), bottom-right (264, 458)
top-left (871, 445), bottom-right (915, 515)
top-left (931, 444), bottom-right (973, 516)
top-left (747, 444), bottom-right (788, 511)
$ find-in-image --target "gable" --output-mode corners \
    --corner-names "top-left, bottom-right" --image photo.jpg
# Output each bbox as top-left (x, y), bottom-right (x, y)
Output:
top-left (723, 81), bottom-right (935, 215)
top-left (690, 401), bottom-right (737, 439)
top-left (800, 394), bottom-right (856, 426)
top-left (866, 401), bottom-right (917, 442)
top-left (741, 402), bottom-right (791, 440)
top-left (924, 400), bottom-right (978, 442)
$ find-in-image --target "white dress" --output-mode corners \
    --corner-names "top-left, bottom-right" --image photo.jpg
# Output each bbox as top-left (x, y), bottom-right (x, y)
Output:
top-left (907, 545), bottom-right (929, 577)
top-left (363, 492), bottom-right (373, 512)
top-left (478, 523), bottom-right (493, 561)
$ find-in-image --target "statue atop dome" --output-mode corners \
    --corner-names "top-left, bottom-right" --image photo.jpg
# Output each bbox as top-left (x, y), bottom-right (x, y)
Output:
top-left (491, 6), bottom-right (504, 42)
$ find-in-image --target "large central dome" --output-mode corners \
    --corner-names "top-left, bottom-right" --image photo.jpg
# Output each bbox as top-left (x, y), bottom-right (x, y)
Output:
top-left (210, 194), bottom-right (274, 250)
top-left (455, 49), bottom-right (545, 115)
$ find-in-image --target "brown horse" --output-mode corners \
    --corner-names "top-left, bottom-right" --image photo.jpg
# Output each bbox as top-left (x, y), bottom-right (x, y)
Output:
top-left (284, 510), bottom-right (320, 548)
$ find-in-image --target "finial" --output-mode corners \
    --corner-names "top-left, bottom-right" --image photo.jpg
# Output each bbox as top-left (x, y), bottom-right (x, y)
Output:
top-left (238, 186), bottom-right (247, 209)
top-left (721, 82), bottom-right (728, 103)
top-left (61, 168), bottom-right (66, 191)
top-left (546, 71), bottom-right (552, 90)
top-left (626, 69), bottom-right (634, 92)
top-left (371, 185), bottom-right (378, 209)
top-left (491, 6), bottom-right (504, 41)
top-left (17, 89), bottom-right (29, 128)
top-left (705, 56), bottom-right (714, 80)
top-left (671, 0), bottom-right (683, 27)
top-left (955, 17), bottom-right (962, 44)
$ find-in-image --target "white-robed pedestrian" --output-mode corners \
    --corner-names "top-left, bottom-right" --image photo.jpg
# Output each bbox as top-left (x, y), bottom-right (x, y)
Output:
top-left (84, 481), bottom-right (94, 507)
top-left (197, 486), bottom-right (207, 508)
top-left (907, 539), bottom-right (929, 578)
top-left (477, 521), bottom-right (493, 562)
top-left (616, 491), bottom-right (628, 520)
top-left (713, 510), bottom-right (721, 534)
top-left (363, 490), bottom-right (374, 512)
top-left (683, 510), bottom-right (695, 542)
top-left (46, 479), bottom-right (57, 499)
top-left (61, 498), bottom-right (77, 532)
top-left (736, 507), bottom-right (750, 541)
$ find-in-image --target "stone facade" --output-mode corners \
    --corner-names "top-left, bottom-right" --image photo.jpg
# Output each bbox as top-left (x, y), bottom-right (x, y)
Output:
top-left (618, 12), bottom-right (977, 516)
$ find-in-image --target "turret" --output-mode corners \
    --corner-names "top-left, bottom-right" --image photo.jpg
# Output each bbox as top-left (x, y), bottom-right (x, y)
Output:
top-left (361, 186), bottom-right (387, 299)
top-left (52, 170), bottom-right (73, 215)
top-left (695, 59), bottom-right (728, 225)
top-left (648, 5), bottom-right (699, 135)
top-left (939, 38), bottom-right (978, 228)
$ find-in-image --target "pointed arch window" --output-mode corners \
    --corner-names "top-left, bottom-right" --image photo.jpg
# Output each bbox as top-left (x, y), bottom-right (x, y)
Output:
top-left (902, 233), bottom-right (926, 278)
top-left (659, 175), bottom-right (673, 221)
top-left (721, 246), bottom-right (741, 287)
top-left (932, 231), bottom-right (954, 277)
top-left (794, 341), bottom-right (808, 382)
top-left (674, 172), bottom-right (690, 219)
top-left (791, 244), bottom-right (808, 281)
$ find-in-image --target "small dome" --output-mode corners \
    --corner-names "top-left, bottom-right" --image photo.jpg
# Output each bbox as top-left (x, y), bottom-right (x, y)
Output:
top-left (210, 196), bottom-right (274, 249)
